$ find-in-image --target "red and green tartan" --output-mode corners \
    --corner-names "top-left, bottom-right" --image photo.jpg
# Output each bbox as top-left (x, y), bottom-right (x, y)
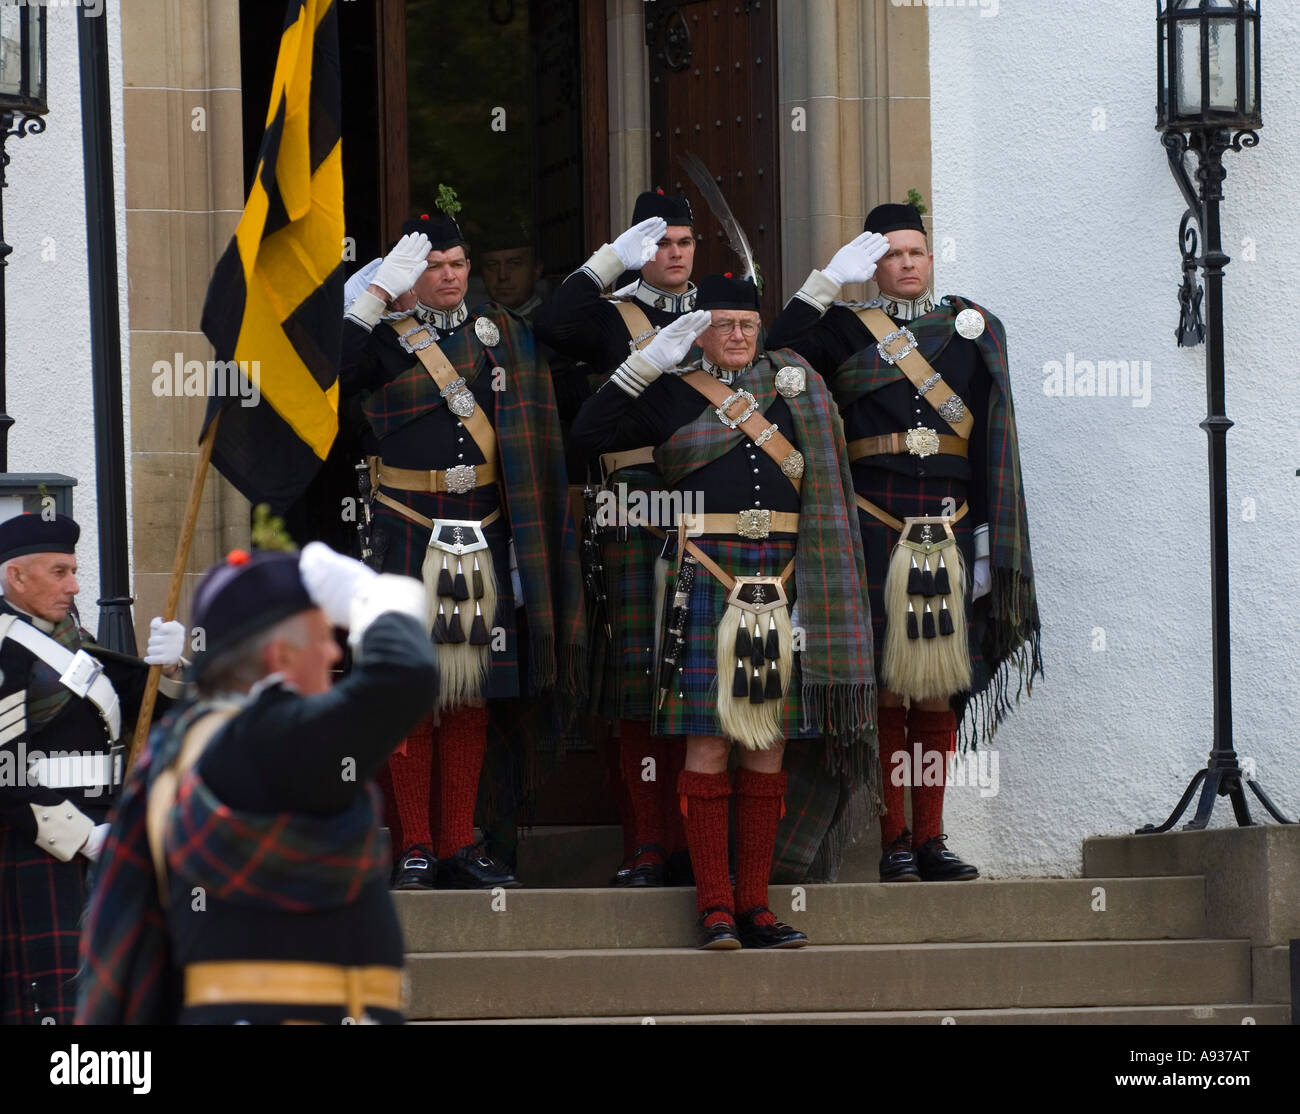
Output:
top-left (0, 827), bottom-right (86, 1025)
top-left (364, 304), bottom-right (586, 707)
top-left (834, 297), bottom-right (1042, 749)
top-left (77, 701), bottom-right (391, 1024)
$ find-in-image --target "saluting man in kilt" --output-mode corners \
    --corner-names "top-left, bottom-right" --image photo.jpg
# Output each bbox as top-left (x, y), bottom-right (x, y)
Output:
top-left (77, 545), bottom-right (437, 1024)
top-left (0, 513), bottom-right (187, 1024)
top-left (535, 190), bottom-right (701, 887)
top-left (573, 274), bottom-right (875, 949)
top-left (341, 203), bottom-right (585, 890)
top-left (768, 202), bottom-right (1042, 882)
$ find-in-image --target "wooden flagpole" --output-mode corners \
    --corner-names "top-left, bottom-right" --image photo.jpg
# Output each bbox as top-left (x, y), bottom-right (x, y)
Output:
top-left (126, 409), bottom-right (221, 769)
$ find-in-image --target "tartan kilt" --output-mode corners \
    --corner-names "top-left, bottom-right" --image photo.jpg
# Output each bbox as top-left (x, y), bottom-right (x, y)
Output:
top-left (853, 466), bottom-right (974, 668)
top-left (372, 482), bottom-right (521, 700)
top-left (591, 466), bottom-right (666, 722)
top-left (0, 824), bottom-right (86, 1025)
top-left (652, 534), bottom-right (817, 741)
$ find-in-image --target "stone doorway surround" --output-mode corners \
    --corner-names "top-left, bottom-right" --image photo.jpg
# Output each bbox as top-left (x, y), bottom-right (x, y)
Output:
top-left (120, 0), bottom-right (251, 648)
top-left (604, 0), bottom-right (932, 305)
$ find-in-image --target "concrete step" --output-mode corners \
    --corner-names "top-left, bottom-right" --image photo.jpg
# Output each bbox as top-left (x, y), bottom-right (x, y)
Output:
top-left (419, 1003), bottom-right (1289, 1025)
top-left (404, 938), bottom-right (1252, 1020)
top-left (395, 876), bottom-right (1207, 952)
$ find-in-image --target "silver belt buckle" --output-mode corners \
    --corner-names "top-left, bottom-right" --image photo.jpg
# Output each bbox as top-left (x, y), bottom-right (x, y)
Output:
top-left (59, 650), bottom-right (103, 700)
top-left (905, 428), bottom-right (941, 457)
top-left (877, 326), bottom-right (918, 365)
top-left (736, 509), bottom-right (772, 539)
top-left (442, 464), bottom-right (478, 495)
top-left (715, 389), bottom-right (759, 430)
top-left (398, 326), bottom-right (439, 354)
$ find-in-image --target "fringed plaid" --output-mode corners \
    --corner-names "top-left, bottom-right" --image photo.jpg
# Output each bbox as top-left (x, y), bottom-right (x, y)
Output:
top-left (655, 352), bottom-right (876, 782)
top-left (24, 612), bottom-right (83, 731)
top-left (833, 298), bottom-right (1043, 749)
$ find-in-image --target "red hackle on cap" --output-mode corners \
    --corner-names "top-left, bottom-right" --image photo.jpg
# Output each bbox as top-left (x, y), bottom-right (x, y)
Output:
top-left (227, 549), bottom-right (251, 566)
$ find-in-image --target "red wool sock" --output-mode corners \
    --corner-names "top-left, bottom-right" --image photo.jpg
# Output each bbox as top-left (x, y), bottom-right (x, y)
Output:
top-left (678, 768), bottom-right (733, 924)
top-left (877, 706), bottom-right (910, 845)
top-left (435, 704), bottom-right (490, 857)
top-left (908, 706), bottom-right (957, 845)
top-left (733, 767), bottom-right (787, 923)
top-left (660, 738), bottom-right (688, 856)
top-left (387, 714), bottom-right (435, 854)
top-left (618, 720), bottom-right (666, 865)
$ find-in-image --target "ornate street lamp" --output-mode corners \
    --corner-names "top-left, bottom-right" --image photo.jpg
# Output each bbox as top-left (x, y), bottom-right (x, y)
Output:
top-left (1141, 1), bottom-right (1292, 831)
top-left (0, 6), bottom-right (47, 471)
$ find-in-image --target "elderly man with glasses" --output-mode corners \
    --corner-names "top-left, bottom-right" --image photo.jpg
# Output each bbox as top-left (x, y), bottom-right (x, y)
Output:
top-left (571, 273), bottom-right (874, 949)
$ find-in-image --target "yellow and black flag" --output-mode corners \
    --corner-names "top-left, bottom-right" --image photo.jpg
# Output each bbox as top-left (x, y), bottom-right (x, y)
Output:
top-left (200, 0), bottom-right (343, 512)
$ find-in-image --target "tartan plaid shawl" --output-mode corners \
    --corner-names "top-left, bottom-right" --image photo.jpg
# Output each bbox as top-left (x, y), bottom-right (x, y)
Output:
top-left (22, 611), bottom-right (84, 731)
top-left (366, 305), bottom-right (586, 702)
top-left (655, 351), bottom-right (877, 783)
top-left (76, 701), bottom-right (389, 1025)
top-left (833, 296), bottom-right (1043, 749)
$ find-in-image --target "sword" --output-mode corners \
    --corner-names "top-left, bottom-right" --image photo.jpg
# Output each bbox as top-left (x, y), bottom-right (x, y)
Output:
top-left (355, 458), bottom-right (378, 570)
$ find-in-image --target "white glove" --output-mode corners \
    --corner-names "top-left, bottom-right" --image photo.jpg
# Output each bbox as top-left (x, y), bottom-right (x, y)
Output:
top-left (822, 231), bottom-right (892, 287)
top-left (299, 541), bottom-right (378, 629)
top-left (611, 217), bottom-right (668, 271)
top-left (344, 256), bottom-right (384, 308)
top-left (144, 617), bottom-right (186, 667)
top-left (639, 310), bottom-right (713, 373)
top-left (971, 556), bottom-right (992, 601)
top-left (369, 232), bottom-right (432, 301)
top-left (81, 823), bottom-right (111, 863)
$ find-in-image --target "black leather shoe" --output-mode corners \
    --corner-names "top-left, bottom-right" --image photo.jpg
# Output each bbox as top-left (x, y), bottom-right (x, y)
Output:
top-left (391, 844), bottom-right (438, 890)
top-left (879, 828), bottom-right (921, 882)
top-left (915, 834), bottom-right (980, 881)
top-left (736, 907), bottom-right (808, 949)
top-left (697, 907), bottom-right (741, 950)
top-left (625, 842), bottom-right (667, 887)
top-left (609, 863), bottom-right (634, 887)
top-left (437, 844), bottom-right (523, 889)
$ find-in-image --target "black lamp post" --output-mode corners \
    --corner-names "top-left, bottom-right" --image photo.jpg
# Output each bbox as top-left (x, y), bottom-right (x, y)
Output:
top-left (0, 7), bottom-right (47, 472)
top-left (1141, 0), bottom-right (1292, 831)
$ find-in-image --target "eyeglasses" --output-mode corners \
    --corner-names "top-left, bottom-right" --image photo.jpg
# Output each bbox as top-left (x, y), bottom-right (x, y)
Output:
top-left (709, 319), bottom-right (760, 336)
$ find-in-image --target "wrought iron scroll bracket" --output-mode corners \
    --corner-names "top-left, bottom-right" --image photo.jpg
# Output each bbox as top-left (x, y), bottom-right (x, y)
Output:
top-left (0, 111), bottom-right (47, 191)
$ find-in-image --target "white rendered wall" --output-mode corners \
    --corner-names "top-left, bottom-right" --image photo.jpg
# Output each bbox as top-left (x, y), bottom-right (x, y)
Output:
top-left (4, 1), bottom-right (129, 641)
top-left (924, 0), bottom-right (1300, 875)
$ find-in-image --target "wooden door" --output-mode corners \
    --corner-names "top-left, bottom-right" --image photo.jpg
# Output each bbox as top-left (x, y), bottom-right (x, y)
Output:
top-left (644, 0), bottom-right (783, 319)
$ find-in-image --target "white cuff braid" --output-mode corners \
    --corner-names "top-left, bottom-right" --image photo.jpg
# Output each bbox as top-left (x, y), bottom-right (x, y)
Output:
top-left (345, 289), bottom-right (388, 333)
top-left (349, 574), bottom-right (429, 651)
top-left (581, 243), bottom-right (627, 290)
top-left (973, 523), bottom-right (990, 561)
top-left (790, 269), bottom-right (841, 314)
top-left (610, 351), bottom-right (663, 398)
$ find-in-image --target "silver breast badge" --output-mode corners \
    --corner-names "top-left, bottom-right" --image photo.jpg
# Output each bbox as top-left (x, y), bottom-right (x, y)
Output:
top-left (474, 316), bottom-right (501, 347)
top-left (955, 308), bottom-right (986, 339)
top-left (774, 365), bottom-right (806, 397)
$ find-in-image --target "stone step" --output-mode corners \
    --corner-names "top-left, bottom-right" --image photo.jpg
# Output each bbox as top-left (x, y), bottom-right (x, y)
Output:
top-left (419, 1003), bottom-right (1288, 1025)
top-left (396, 876), bottom-right (1207, 952)
top-left (404, 938), bottom-right (1251, 1020)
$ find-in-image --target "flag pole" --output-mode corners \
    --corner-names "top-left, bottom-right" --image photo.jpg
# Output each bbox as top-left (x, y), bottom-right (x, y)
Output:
top-left (126, 409), bottom-right (222, 769)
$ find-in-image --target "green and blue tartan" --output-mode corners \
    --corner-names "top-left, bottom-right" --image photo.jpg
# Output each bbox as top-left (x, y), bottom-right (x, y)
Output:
top-left (652, 535), bottom-right (816, 740)
top-left (592, 468), bottom-right (664, 722)
top-left (833, 297), bottom-right (1043, 749)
